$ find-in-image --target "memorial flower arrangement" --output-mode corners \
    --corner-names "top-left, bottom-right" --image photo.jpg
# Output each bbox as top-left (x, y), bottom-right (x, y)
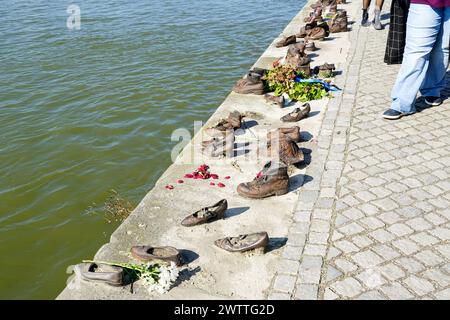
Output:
top-left (264, 66), bottom-right (329, 102)
top-left (83, 260), bottom-right (179, 294)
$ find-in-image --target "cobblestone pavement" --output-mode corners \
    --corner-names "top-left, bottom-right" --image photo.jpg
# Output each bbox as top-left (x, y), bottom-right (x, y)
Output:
top-left (269, 2), bottom-right (450, 300)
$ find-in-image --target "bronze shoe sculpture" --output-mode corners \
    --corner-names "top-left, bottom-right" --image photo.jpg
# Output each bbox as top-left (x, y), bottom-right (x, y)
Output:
top-left (181, 199), bottom-right (228, 227)
top-left (305, 41), bottom-right (317, 52)
top-left (285, 45), bottom-right (311, 74)
top-left (214, 232), bottom-right (269, 253)
top-left (232, 72), bottom-right (265, 95)
top-left (131, 246), bottom-right (182, 266)
top-left (202, 131), bottom-right (235, 158)
top-left (74, 263), bottom-right (125, 286)
top-left (267, 135), bottom-right (304, 165)
top-left (264, 93), bottom-right (285, 108)
top-left (275, 35), bottom-right (297, 48)
top-left (237, 161), bottom-right (289, 198)
top-left (313, 63), bottom-right (336, 78)
top-left (227, 110), bottom-right (243, 129)
top-left (328, 10), bottom-right (348, 33)
top-left (204, 111), bottom-right (242, 137)
top-left (281, 103), bottom-right (311, 122)
top-left (267, 126), bottom-right (302, 143)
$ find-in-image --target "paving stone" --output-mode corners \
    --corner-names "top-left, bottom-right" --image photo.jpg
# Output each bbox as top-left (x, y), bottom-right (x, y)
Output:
top-left (387, 223), bottom-right (414, 237)
top-left (310, 220), bottom-right (330, 233)
top-left (359, 203), bottom-right (379, 216)
top-left (313, 209), bottom-right (333, 220)
top-left (403, 276), bottom-right (435, 296)
top-left (294, 284), bottom-right (318, 300)
top-left (282, 245), bottom-right (303, 261)
top-left (436, 244), bottom-right (450, 259)
top-left (395, 257), bottom-right (425, 273)
top-left (372, 198), bottom-right (399, 211)
top-left (309, 232), bottom-right (329, 245)
top-left (414, 250), bottom-right (443, 267)
top-left (379, 263), bottom-right (405, 281)
top-left (338, 222), bottom-right (365, 236)
top-left (428, 227), bottom-right (450, 241)
top-left (405, 217), bottom-right (433, 232)
top-left (434, 288), bottom-right (450, 300)
top-left (325, 265), bottom-right (342, 282)
top-left (351, 250), bottom-right (384, 268)
top-left (273, 275), bottom-right (296, 294)
top-left (409, 232), bottom-right (439, 247)
top-left (277, 259), bottom-right (300, 275)
top-left (352, 235), bottom-right (373, 248)
top-left (268, 292), bottom-right (291, 300)
top-left (334, 240), bottom-right (359, 253)
top-left (369, 229), bottom-right (396, 243)
top-left (323, 288), bottom-right (339, 300)
top-left (298, 256), bottom-right (323, 284)
top-left (356, 291), bottom-right (386, 300)
top-left (392, 239), bottom-right (420, 255)
top-left (334, 258), bottom-right (358, 273)
top-left (330, 278), bottom-right (364, 298)
top-left (422, 269), bottom-right (450, 287)
top-left (380, 282), bottom-right (414, 300)
top-left (372, 244), bottom-right (401, 261)
top-left (356, 269), bottom-right (386, 289)
top-left (303, 244), bottom-right (327, 257)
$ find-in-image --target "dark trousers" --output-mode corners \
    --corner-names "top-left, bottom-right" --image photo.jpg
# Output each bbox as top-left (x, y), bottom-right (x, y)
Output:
top-left (384, 0), bottom-right (410, 65)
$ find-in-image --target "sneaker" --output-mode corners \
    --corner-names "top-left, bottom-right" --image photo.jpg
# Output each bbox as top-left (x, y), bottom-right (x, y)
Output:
top-left (424, 96), bottom-right (443, 106)
top-left (382, 108), bottom-right (414, 120)
top-left (373, 8), bottom-right (383, 30)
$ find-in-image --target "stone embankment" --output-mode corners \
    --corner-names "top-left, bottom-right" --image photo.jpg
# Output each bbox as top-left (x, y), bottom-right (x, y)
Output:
top-left (58, 0), bottom-right (365, 300)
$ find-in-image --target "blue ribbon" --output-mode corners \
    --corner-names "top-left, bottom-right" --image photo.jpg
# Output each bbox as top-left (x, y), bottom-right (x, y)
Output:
top-left (294, 76), bottom-right (341, 92)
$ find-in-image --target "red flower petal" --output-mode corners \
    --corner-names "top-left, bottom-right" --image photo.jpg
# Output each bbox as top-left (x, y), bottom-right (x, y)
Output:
top-left (210, 182), bottom-right (215, 186)
top-left (184, 174), bottom-right (194, 178)
top-left (177, 180), bottom-right (184, 184)
top-left (224, 176), bottom-right (231, 180)
top-left (165, 185), bottom-right (174, 190)
top-left (210, 174), bottom-right (219, 180)
top-left (218, 183), bottom-right (225, 188)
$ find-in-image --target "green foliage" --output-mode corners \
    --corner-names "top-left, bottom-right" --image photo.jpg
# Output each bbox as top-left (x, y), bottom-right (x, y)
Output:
top-left (264, 66), bottom-right (329, 102)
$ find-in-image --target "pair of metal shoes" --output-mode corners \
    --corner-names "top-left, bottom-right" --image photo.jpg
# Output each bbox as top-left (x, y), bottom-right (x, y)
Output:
top-left (202, 111), bottom-right (244, 157)
top-left (74, 240), bottom-right (185, 286)
top-left (181, 199), bottom-right (269, 253)
top-left (73, 245), bottom-right (182, 287)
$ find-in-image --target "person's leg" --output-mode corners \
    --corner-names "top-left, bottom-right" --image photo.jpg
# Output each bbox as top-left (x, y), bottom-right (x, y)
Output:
top-left (384, 4), bottom-right (441, 119)
top-left (373, 0), bottom-right (385, 29)
top-left (362, 0), bottom-right (371, 26)
top-left (420, 7), bottom-right (450, 105)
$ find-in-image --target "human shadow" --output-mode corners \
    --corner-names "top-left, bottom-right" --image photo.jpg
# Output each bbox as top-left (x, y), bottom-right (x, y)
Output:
top-left (225, 206), bottom-right (250, 219)
top-left (180, 249), bottom-right (200, 264)
top-left (266, 237), bottom-right (288, 253)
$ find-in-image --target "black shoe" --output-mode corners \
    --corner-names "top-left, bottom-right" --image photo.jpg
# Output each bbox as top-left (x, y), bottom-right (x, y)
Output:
top-left (361, 12), bottom-right (369, 27)
top-left (382, 108), bottom-right (414, 120)
top-left (424, 96), bottom-right (443, 106)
